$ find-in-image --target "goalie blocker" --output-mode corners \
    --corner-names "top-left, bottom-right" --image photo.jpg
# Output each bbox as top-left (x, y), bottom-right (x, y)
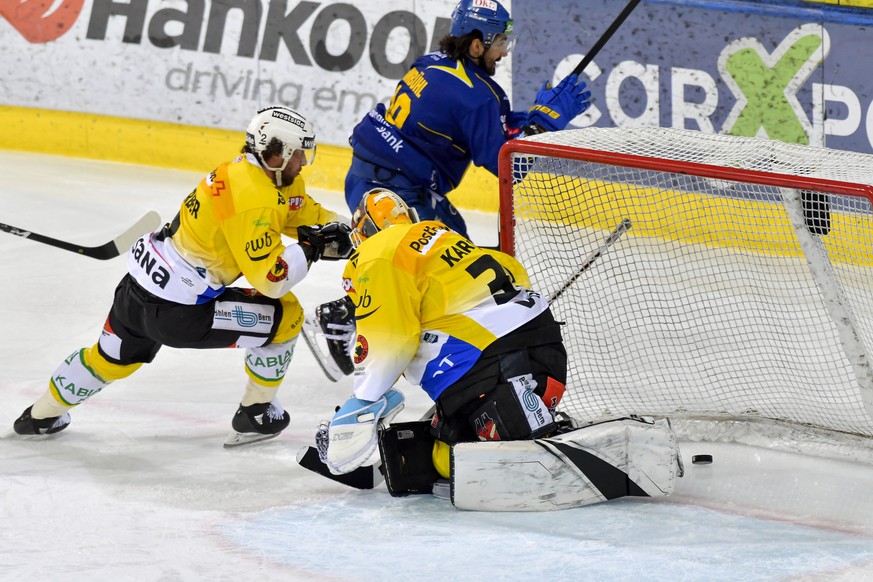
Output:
top-left (378, 416), bottom-right (681, 511)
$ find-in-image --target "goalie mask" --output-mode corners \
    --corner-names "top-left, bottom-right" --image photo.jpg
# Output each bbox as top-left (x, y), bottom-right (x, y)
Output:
top-left (245, 106), bottom-right (316, 187)
top-left (450, 0), bottom-right (515, 51)
top-left (350, 188), bottom-right (420, 248)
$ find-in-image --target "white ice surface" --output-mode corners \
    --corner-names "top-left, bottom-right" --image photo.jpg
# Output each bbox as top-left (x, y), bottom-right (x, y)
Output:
top-left (2, 151), bottom-right (873, 581)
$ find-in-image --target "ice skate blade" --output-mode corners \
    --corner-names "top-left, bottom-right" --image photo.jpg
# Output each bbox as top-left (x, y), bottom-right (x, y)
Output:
top-left (300, 315), bottom-right (346, 382)
top-left (223, 430), bottom-right (280, 448)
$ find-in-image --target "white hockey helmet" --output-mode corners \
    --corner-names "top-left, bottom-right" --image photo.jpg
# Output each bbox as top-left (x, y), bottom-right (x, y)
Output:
top-left (350, 188), bottom-right (419, 248)
top-left (245, 106), bottom-right (316, 185)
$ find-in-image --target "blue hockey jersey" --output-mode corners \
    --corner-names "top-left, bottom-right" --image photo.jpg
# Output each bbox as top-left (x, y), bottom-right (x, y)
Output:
top-left (349, 51), bottom-right (528, 196)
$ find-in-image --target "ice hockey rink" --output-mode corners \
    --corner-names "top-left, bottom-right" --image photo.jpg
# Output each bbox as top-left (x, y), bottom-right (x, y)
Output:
top-left (2, 150), bottom-right (873, 581)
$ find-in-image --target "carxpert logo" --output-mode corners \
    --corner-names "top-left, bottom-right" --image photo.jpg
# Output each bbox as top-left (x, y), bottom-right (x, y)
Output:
top-left (0, 0), bottom-right (84, 42)
top-left (719, 24), bottom-right (828, 145)
top-left (573, 21), bottom-right (848, 148)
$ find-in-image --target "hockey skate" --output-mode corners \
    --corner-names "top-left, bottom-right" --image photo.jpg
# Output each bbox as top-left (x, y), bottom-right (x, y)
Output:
top-left (223, 399), bottom-right (290, 448)
top-left (13, 405), bottom-right (71, 436)
top-left (300, 297), bottom-right (355, 382)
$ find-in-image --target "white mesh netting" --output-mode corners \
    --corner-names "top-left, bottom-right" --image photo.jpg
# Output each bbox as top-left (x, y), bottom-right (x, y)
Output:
top-left (506, 127), bottom-right (873, 437)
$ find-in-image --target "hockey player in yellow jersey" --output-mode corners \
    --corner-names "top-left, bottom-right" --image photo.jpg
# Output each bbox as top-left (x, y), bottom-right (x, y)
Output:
top-left (317, 188), bottom-right (568, 483)
top-left (13, 106), bottom-right (354, 447)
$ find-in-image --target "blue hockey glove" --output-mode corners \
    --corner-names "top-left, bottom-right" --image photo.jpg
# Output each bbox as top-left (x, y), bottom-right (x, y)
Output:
top-left (528, 74), bottom-right (592, 132)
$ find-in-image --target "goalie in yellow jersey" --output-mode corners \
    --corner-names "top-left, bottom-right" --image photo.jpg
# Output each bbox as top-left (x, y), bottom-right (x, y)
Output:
top-left (13, 106), bottom-right (354, 447)
top-left (317, 188), bottom-right (568, 488)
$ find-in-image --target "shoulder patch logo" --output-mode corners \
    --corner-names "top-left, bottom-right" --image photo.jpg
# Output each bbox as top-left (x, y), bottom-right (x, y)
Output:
top-left (267, 256), bottom-right (288, 282)
top-left (354, 335), bottom-right (369, 364)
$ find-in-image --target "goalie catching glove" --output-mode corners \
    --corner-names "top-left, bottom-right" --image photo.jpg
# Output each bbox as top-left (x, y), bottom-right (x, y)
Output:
top-left (527, 73), bottom-right (591, 133)
top-left (297, 222), bottom-right (354, 265)
top-left (317, 389), bottom-right (405, 475)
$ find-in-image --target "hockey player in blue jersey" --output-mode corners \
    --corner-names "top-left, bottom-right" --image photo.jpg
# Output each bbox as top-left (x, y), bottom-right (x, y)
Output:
top-left (343, 0), bottom-right (592, 238)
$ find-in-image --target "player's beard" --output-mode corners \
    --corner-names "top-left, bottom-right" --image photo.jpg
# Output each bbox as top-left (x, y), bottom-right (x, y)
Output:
top-left (281, 167), bottom-right (299, 186)
top-left (476, 55), bottom-right (497, 76)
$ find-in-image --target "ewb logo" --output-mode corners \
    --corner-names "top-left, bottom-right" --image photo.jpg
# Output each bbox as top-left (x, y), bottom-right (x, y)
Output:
top-left (1, 0), bottom-right (84, 43)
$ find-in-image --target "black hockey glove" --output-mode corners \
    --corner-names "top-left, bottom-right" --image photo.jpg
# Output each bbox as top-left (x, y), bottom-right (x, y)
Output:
top-left (298, 222), bottom-right (354, 265)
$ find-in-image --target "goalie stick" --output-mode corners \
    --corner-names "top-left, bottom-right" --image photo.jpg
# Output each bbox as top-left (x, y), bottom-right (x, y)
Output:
top-left (0, 211), bottom-right (162, 260)
top-left (297, 405), bottom-right (436, 489)
top-left (296, 444), bottom-right (384, 489)
top-left (548, 218), bottom-right (632, 304)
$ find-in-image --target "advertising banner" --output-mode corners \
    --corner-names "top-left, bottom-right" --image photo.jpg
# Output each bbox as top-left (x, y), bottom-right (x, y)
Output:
top-left (4, 0), bottom-right (873, 154)
top-left (0, 0), bottom-right (511, 146)
top-left (513, 0), bottom-right (873, 154)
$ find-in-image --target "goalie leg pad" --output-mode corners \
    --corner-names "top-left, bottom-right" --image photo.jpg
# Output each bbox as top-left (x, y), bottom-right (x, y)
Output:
top-left (451, 418), bottom-right (680, 511)
top-left (378, 421), bottom-right (441, 496)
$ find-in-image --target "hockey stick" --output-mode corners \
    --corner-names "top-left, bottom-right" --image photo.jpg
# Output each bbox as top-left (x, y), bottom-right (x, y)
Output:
top-left (569, 0), bottom-right (642, 77)
top-left (548, 218), bottom-right (632, 304)
top-left (495, 0), bottom-right (641, 250)
top-left (0, 210), bottom-right (162, 260)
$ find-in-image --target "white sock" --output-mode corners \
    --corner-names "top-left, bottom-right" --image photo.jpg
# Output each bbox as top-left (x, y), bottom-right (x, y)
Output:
top-left (31, 391), bottom-right (72, 419)
top-left (241, 377), bottom-right (279, 407)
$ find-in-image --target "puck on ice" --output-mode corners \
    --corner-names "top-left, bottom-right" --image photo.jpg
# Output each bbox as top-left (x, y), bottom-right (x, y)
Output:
top-left (691, 454), bottom-right (713, 465)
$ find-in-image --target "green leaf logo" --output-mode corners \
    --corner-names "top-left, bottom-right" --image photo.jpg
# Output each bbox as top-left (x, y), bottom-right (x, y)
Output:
top-left (719, 24), bottom-right (829, 145)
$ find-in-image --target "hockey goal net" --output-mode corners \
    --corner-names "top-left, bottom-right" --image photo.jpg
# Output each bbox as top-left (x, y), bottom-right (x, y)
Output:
top-left (499, 127), bottom-right (873, 439)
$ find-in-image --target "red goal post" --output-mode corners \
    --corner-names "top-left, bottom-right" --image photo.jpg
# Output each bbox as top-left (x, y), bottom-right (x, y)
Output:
top-left (498, 127), bottom-right (873, 439)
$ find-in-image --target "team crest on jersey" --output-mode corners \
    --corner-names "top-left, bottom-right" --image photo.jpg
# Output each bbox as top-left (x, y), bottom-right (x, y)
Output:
top-left (267, 256), bottom-right (288, 282)
top-left (211, 180), bottom-right (227, 198)
top-left (342, 277), bottom-right (355, 293)
top-left (354, 334), bottom-right (369, 364)
top-left (287, 196), bottom-right (304, 210)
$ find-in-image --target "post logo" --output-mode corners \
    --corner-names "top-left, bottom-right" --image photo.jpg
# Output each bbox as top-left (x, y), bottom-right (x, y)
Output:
top-left (1, 0), bottom-right (84, 43)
